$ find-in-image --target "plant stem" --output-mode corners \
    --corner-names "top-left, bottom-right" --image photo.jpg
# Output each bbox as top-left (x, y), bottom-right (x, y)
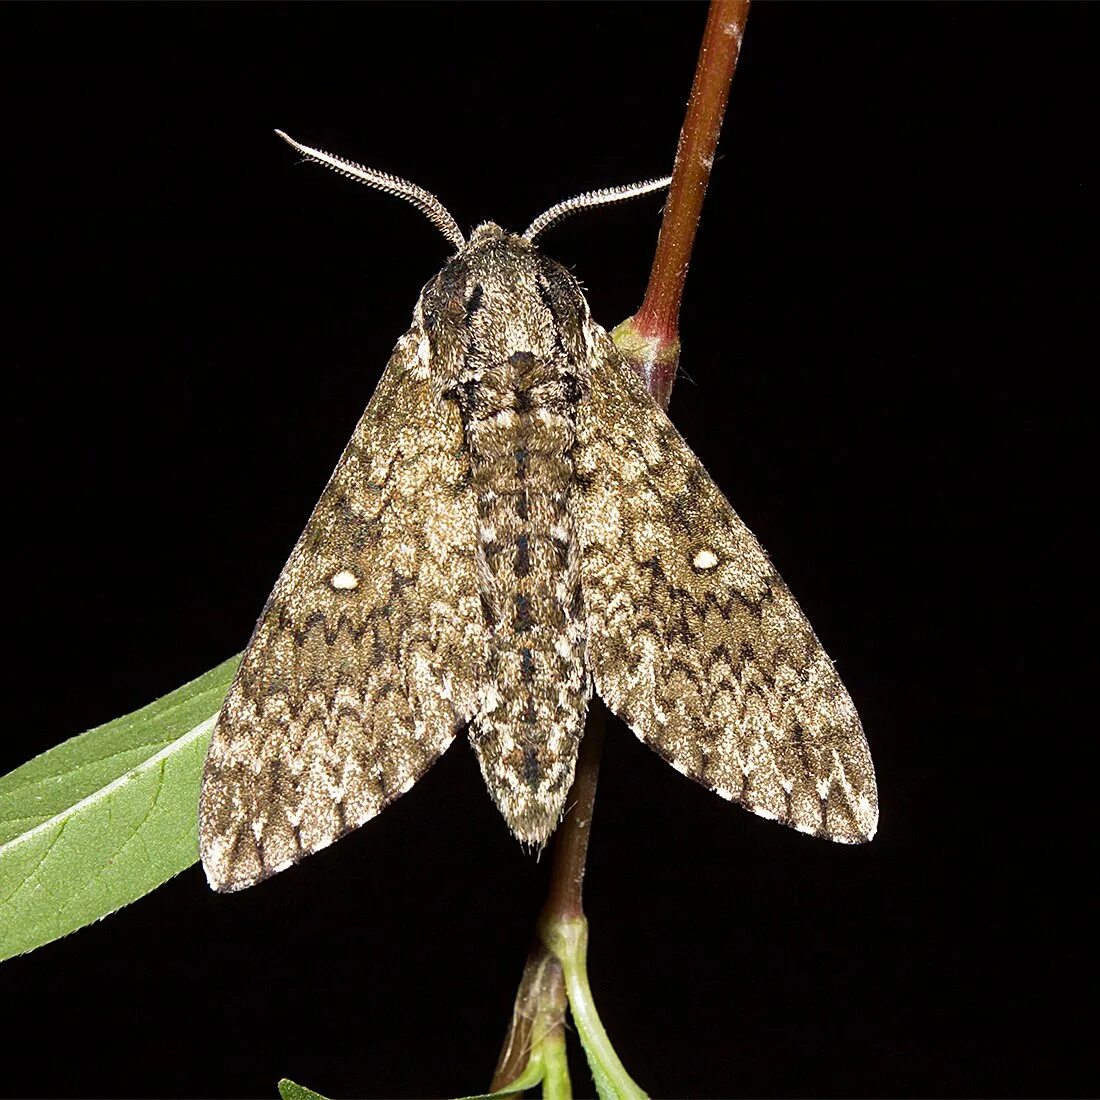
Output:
top-left (542, 914), bottom-right (643, 1100)
top-left (541, 700), bottom-right (608, 923)
top-left (490, 2), bottom-right (750, 1093)
top-left (618, 0), bottom-right (751, 410)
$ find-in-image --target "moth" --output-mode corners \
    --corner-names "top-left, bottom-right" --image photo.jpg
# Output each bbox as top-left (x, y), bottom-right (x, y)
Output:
top-left (199, 131), bottom-right (879, 893)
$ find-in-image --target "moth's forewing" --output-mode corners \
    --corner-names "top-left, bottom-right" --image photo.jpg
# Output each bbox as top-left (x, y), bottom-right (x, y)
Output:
top-left (575, 331), bottom-right (878, 843)
top-left (199, 332), bottom-right (486, 892)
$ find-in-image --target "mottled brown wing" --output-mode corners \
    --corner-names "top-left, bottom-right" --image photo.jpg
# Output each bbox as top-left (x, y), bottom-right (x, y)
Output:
top-left (200, 328), bottom-right (487, 892)
top-left (575, 332), bottom-right (878, 843)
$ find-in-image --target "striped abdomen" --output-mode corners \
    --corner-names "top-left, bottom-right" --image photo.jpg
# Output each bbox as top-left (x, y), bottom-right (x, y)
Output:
top-left (462, 348), bottom-right (590, 844)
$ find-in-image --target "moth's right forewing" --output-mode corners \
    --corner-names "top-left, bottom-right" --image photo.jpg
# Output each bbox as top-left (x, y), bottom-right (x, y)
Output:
top-left (575, 332), bottom-right (878, 844)
top-left (200, 328), bottom-right (488, 892)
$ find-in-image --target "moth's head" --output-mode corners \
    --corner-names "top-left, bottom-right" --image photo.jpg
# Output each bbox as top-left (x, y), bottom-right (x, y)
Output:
top-left (416, 222), bottom-right (590, 378)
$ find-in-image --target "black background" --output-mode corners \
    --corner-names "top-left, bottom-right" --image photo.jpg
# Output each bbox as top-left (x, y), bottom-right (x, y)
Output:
top-left (4, 3), bottom-right (1093, 1098)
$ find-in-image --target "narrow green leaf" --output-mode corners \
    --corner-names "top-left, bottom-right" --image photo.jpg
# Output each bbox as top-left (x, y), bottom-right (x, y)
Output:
top-left (0, 655), bottom-right (240, 961)
top-left (278, 1079), bottom-right (331, 1100)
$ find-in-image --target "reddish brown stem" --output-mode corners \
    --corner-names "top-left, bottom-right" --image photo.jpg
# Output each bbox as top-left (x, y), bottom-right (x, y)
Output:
top-left (540, 700), bottom-right (609, 924)
top-left (625, 0), bottom-right (750, 409)
top-left (490, 3), bottom-right (750, 1090)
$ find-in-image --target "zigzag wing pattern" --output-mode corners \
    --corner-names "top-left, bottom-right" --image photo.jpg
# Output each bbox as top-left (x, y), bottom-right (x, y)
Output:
top-left (200, 326), bottom-right (488, 892)
top-left (574, 330), bottom-right (878, 843)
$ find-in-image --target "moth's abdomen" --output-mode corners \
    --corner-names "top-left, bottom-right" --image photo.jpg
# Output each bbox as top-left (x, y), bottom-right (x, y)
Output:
top-left (462, 350), bottom-right (590, 845)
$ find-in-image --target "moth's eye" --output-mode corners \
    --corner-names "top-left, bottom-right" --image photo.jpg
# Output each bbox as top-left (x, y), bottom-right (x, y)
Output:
top-left (436, 261), bottom-right (468, 310)
top-left (422, 265), bottom-right (473, 330)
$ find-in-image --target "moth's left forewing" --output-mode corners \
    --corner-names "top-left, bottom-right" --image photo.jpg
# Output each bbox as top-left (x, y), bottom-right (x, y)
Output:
top-left (200, 327), bottom-right (488, 892)
top-left (575, 329), bottom-right (878, 843)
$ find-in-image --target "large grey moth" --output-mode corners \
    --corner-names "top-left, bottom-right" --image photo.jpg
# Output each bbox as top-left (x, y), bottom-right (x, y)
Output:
top-left (199, 132), bottom-right (878, 893)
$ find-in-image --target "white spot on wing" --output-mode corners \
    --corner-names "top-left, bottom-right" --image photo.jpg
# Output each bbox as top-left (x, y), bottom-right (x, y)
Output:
top-left (693, 548), bottom-right (719, 570)
top-left (330, 570), bottom-right (359, 590)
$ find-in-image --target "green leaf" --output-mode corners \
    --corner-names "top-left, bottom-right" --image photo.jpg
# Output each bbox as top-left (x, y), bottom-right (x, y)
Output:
top-left (0, 655), bottom-right (240, 961)
top-left (278, 1079), bottom-right (331, 1100)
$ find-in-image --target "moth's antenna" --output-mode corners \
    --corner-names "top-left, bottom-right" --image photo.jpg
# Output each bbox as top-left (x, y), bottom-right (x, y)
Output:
top-left (523, 175), bottom-right (673, 243)
top-left (274, 130), bottom-right (466, 252)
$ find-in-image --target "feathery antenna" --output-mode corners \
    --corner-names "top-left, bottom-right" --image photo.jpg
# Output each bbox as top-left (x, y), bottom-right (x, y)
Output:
top-left (523, 176), bottom-right (672, 242)
top-left (276, 130), bottom-right (670, 251)
top-left (274, 130), bottom-right (466, 252)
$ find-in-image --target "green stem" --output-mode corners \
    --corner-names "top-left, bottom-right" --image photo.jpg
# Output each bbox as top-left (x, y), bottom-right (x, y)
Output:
top-left (542, 915), bottom-right (647, 1100)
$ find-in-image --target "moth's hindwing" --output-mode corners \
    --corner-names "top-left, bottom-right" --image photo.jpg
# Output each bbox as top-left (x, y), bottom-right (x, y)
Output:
top-left (575, 330), bottom-right (878, 843)
top-left (199, 329), bottom-right (487, 892)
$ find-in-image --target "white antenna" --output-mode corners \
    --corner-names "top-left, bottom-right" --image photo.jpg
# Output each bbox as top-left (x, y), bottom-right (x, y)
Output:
top-left (274, 130), bottom-right (466, 251)
top-left (523, 175), bottom-right (672, 242)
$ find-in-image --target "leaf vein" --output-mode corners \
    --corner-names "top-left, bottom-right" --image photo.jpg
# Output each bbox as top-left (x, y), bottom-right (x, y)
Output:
top-left (0, 717), bottom-right (215, 860)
